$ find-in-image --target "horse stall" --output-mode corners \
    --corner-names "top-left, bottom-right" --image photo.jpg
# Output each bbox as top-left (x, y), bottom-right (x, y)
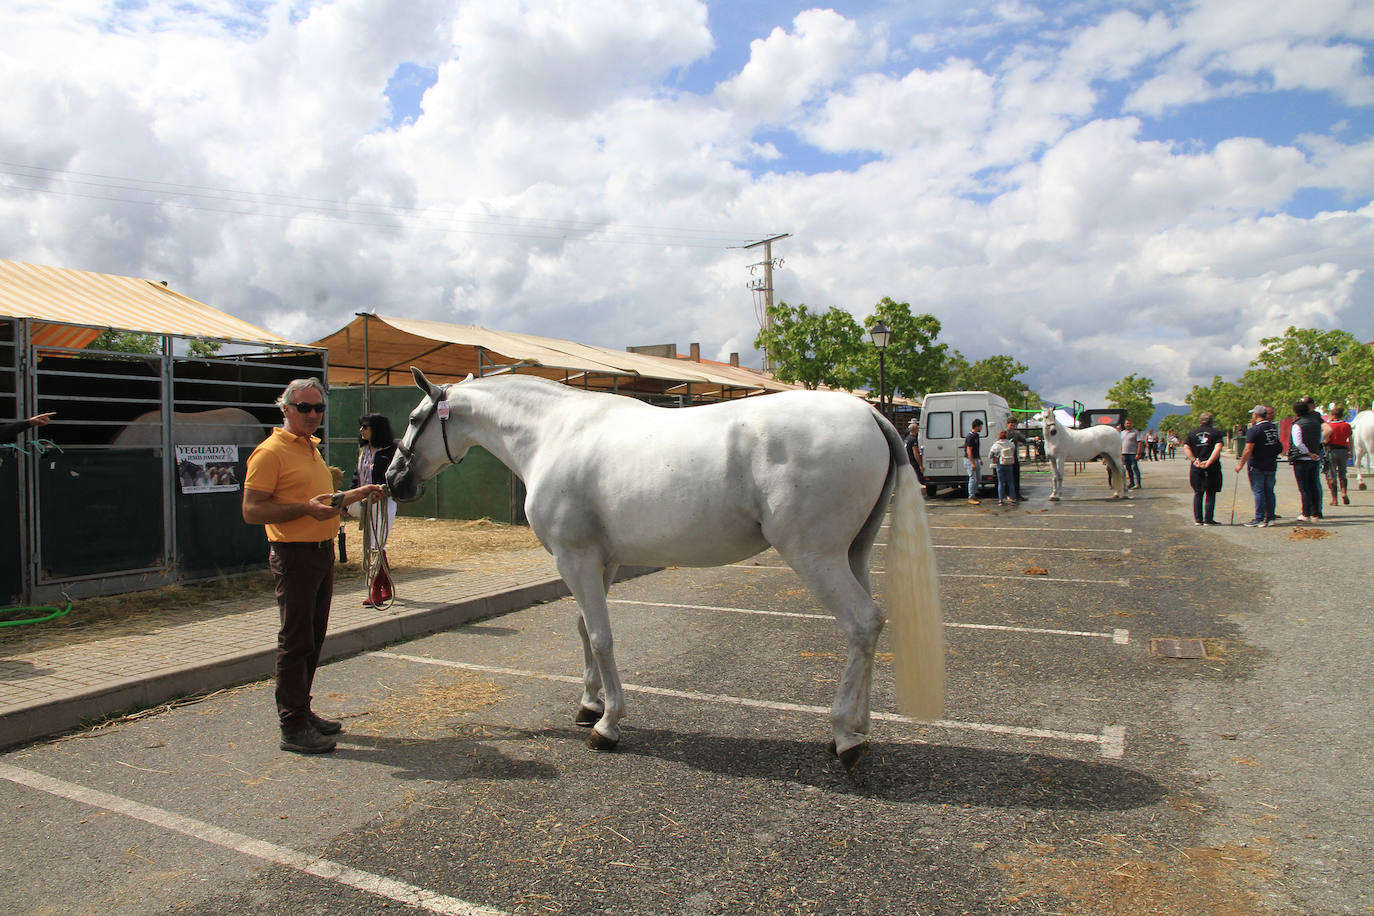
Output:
top-left (1, 261), bottom-right (326, 605)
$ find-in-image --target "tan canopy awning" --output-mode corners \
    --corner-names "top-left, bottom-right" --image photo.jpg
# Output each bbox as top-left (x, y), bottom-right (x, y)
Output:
top-left (312, 313), bottom-right (806, 402)
top-left (0, 259), bottom-right (300, 349)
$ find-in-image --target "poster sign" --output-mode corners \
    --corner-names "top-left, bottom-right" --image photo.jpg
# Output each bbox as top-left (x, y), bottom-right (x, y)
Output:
top-left (175, 445), bottom-right (241, 493)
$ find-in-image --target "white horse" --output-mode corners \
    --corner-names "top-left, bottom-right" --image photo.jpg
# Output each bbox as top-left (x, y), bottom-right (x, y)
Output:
top-left (386, 369), bottom-right (945, 772)
top-left (1353, 410), bottom-right (1374, 490)
top-left (1036, 407), bottom-right (1129, 500)
top-left (111, 407), bottom-right (266, 448)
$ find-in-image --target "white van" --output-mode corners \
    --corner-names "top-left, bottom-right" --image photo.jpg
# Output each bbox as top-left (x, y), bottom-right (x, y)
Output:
top-left (917, 390), bottom-right (1012, 497)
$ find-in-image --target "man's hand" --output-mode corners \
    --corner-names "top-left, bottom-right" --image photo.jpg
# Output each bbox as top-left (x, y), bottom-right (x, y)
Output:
top-left (304, 494), bottom-right (341, 520)
top-left (28, 412), bottom-right (55, 427)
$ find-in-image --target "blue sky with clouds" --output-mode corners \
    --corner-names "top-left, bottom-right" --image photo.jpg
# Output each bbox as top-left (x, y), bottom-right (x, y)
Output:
top-left (2, 0), bottom-right (1372, 406)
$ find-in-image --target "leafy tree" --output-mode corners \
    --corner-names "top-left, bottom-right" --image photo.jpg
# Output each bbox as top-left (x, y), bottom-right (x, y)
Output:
top-left (1157, 412), bottom-right (1191, 438)
top-left (1185, 376), bottom-right (1248, 433)
top-left (857, 298), bottom-right (950, 402)
top-left (1106, 373), bottom-right (1155, 429)
top-left (1245, 327), bottom-right (1359, 409)
top-left (754, 301), bottom-right (864, 391)
top-left (90, 330), bottom-right (160, 354)
top-left (88, 330), bottom-right (223, 358)
top-left (1327, 339), bottom-right (1374, 415)
top-left (186, 338), bottom-right (224, 358)
top-left (962, 355), bottom-right (1033, 405)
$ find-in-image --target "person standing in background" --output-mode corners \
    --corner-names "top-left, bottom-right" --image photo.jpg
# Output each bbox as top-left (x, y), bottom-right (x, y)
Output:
top-left (1185, 412), bottom-right (1225, 525)
top-left (1235, 406), bottom-right (1280, 527)
top-left (1289, 399), bottom-right (1325, 522)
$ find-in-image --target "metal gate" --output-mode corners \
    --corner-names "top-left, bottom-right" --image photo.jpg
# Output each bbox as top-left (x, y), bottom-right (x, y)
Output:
top-left (7, 322), bottom-right (326, 605)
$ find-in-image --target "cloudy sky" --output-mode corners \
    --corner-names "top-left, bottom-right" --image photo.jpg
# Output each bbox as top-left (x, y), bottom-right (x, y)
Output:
top-left (2, 0), bottom-right (1372, 406)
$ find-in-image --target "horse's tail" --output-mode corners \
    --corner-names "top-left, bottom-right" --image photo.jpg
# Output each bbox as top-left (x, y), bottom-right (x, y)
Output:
top-left (877, 418), bottom-right (946, 720)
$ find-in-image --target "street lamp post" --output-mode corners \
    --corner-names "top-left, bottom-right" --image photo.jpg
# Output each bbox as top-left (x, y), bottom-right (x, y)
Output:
top-left (870, 322), bottom-right (891, 421)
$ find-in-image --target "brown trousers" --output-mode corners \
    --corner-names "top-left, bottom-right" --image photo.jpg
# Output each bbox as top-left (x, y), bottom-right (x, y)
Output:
top-left (269, 541), bottom-right (335, 731)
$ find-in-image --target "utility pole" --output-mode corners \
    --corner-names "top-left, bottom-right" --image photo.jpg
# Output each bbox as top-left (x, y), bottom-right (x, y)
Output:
top-left (742, 233), bottom-right (791, 372)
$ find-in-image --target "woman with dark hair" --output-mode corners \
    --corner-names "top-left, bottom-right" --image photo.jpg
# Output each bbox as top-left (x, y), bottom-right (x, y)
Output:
top-left (352, 413), bottom-right (399, 538)
top-left (1289, 400), bottom-right (1324, 522)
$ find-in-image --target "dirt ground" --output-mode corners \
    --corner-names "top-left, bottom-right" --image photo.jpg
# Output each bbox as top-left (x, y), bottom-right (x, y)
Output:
top-left (0, 517), bottom-right (542, 655)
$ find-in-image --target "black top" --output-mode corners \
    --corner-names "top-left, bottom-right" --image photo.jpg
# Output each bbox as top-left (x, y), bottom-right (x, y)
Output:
top-left (964, 430), bottom-right (981, 460)
top-left (1244, 420), bottom-right (1281, 472)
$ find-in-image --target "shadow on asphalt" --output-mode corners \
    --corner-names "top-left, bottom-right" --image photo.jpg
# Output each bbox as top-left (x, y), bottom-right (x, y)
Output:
top-left (336, 722), bottom-right (1166, 812)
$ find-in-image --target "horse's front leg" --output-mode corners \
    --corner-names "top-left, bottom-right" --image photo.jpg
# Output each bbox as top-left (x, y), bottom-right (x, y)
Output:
top-left (1049, 457), bottom-right (1063, 500)
top-left (558, 552), bottom-right (625, 750)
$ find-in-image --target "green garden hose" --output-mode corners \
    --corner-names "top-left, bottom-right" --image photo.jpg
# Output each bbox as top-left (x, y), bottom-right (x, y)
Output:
top-left (0, 603), bottom-right (73, 628)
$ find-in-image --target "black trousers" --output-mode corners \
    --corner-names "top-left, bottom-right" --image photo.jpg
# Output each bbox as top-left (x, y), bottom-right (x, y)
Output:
top-left (269, 541), bottom-right (335, 731)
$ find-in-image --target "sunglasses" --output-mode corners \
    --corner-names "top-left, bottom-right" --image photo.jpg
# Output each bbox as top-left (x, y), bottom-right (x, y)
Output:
top-left (291, 402), bottom-right (326, 414)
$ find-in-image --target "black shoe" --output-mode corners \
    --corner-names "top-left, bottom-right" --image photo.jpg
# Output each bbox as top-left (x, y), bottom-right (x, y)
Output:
top-left (1204, 520), bottom-right (1221, 526)
top-left (309, 711), bottom-right (343, 736)
top-left (1242, 518), bottom-right (1263, 527)
top-left (280, 726), bottom-right (336, 754)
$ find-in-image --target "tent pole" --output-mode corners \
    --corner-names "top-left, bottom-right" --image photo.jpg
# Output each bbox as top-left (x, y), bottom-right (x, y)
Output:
top-left (357, 312), bottom-right (371, 415)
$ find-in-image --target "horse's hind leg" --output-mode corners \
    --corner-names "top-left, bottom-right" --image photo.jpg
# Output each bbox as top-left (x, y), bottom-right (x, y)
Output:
top-left (782, 552), bottom-right (883, 772)
top-left (573, 563), bottom-right (620, 729)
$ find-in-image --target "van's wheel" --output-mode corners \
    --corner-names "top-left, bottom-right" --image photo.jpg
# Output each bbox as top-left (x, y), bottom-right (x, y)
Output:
top-left (925, 484), bottom-right (939, 498)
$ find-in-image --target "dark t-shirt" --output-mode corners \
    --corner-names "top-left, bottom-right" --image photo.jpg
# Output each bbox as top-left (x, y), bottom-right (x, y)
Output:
top-left (964, 430), bottom-right (981, 461)
top-left (1185, 425), bottom-right (1224, 461)
top-left (1244, 421), bottom-right (1281, 472)
top-left (903, 433), bottom-right (921, 468)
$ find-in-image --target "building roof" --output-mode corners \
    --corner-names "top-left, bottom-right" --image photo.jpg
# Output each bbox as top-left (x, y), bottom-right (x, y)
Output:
top-left (0, 259), bottom-right (299, 349)
top-left (312, 313), bottom-right (807, 401)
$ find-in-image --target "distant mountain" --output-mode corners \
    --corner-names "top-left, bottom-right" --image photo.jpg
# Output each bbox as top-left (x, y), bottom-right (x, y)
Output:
top-left (1149, 402), bottom-right (1189, 430)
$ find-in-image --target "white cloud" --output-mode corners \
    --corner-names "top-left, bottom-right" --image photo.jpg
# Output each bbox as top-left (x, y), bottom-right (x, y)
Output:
top-left (0, 0), bottom-right (1370, 411)
top-left (714, 8), bottom-right (866, 124)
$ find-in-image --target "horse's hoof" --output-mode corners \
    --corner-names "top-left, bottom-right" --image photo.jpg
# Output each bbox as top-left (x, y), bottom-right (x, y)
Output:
top-left (825, 740), bottom-right (869, 773)
top-left (586, 729), bottom-right (618, 752)
top-left (574, 704), bottom-right (600, 727)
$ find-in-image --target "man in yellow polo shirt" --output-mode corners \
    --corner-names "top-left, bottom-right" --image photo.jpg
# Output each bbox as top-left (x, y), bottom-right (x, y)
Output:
top-left (243, 378), bottom-right (384, 754)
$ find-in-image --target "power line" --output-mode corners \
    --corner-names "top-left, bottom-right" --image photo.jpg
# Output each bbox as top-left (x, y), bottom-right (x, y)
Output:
top-left (0, 162), bottom-right (775, 249)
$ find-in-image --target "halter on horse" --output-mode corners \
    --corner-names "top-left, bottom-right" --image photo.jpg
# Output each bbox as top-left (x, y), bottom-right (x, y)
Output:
top-left (1037, 407), bottom-right (1130, 501)
top-left (386, 368), bottom-right (945, 773)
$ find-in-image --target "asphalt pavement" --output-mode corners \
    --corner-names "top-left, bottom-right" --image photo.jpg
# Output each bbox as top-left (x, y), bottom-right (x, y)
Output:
top-left (0, 455), bottom-right (1369, 914)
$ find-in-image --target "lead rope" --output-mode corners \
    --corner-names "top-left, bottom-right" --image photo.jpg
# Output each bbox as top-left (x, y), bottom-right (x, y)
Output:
top-left (362, 492), bottom-right (395, 609)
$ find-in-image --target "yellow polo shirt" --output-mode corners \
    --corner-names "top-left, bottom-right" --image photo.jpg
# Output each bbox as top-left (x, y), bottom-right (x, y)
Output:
top-left (244, 427), bottom-right (338, 543)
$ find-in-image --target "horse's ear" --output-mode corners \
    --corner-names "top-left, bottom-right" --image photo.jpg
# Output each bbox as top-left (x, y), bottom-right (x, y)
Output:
top-left (411, 366), bottom-right (430, 392)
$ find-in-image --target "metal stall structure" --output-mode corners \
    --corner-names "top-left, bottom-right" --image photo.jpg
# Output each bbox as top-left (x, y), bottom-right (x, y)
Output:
top-left (1, 260), bottom-right (325, 605)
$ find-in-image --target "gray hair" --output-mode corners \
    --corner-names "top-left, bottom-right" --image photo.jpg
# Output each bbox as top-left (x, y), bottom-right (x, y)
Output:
top-left (275, 377), bottom-right (327, 411)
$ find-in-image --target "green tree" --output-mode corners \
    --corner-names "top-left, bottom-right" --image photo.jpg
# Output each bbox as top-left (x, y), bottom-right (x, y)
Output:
top-left (1242, 326), bottom-right (1365, 414)
top-left (754, 301), bottom-right (864, 390)
top-left (1185, 376), bottom-right (1248, 433)
top-left (1157, 412), bottom-right (1191, 438)
top-left (90, 330), bottom-right (160, 354)
top-left (1106, 373), bottom-right (1155, 429)
top-left (857, 298), bottom-right (950, 401)
top-left (960, 354), bottom-right (1032, 405)
top-left (88, 330), bottom-right (223, 358)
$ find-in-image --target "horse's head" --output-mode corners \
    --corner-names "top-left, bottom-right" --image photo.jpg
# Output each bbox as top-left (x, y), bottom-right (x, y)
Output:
top-left (386, 367), bottom-right (475, 502)
top-left (1037, 406), bottom-right (1056, 437)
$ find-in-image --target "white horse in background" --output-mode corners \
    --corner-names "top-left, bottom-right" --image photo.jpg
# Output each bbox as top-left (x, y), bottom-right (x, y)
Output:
top-left (1353, 410), bottom-right (1374, 490)
top-left (111, 407), bottom-right (266, 449)
top-left (1036, 407), bottom-right (1129, 501)
top-left (386, 369), bottom-right (945, 773)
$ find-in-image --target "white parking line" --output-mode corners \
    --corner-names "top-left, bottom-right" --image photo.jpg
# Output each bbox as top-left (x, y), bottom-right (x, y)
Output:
top-left (0, 763), bottom-right (508, 916)
top-left (606, 599), bottom-right (1131, 644)
top-left (896, 525), bottom-right (1135, 533)
top-left (373, 652), bottom-right (1126, 759)
top-left (727, 564), bottom-right (1129, 586)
